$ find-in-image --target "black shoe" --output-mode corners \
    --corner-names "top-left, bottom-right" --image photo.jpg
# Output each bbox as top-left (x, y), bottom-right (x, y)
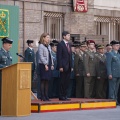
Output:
top-left (41, 96), bottom-right (47, 101)
top-left (65, 96), bottom-right (71, 101)
top-left (116, 102), bottom-right (120, 106)
top-left (59, 97), bottom-right (66, 101)
top-left (45, 96), bottom-right (50, 101)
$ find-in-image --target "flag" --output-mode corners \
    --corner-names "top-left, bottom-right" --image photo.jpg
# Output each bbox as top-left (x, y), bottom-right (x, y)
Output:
top-left (0, 9), bottom-right (9, 37)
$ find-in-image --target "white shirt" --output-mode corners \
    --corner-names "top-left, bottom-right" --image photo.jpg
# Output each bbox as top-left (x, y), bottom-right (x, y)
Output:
top-left (63, 39), bottom-right (68, 46)
top-left (29, 47), bottom-right (33, 50)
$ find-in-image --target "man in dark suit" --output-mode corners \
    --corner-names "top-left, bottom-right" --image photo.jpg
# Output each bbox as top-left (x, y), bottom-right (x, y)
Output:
top-left (57, 31), bottom-right (72, 101)
top-left (24, 40), bottom-right (35, 92)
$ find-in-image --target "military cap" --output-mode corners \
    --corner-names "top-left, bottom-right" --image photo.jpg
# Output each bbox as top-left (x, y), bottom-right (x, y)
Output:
top-left (95, 44), bottom-right (99, 49)
top-left (26, 40), bottom-right (34, 44)
top-left (96, 44), bottom-right (104, 49)
top-left (1, 37), bottom-right (13, 44)
top-left (50, 42), bottom-right (54, 47)
top-left (52, 40), bottom-right (59, 44)
top-left (71, 43), bottom-right (76, 47)
top-left (110, 40), bottom-right (119, 45)
top-left (50, 40), bottom-right (59, 47)
top-left (87, 40), bottom-right (95, 45)
top-left (80, 41), bottom-right (87, 47)
top-left (73, 41), bottom-right (80, 47)
top-left (106, 44), bottom-right (111, 47)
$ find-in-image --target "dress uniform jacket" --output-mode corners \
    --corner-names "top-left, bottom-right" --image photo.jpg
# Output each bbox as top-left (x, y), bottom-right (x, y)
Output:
top-left (95, 53), bottom-right (107, 78)
top-left (24, 47), bottom-right (35, 71)
top-left (83, 50), bottom-right (96, 76)
top-left (106, 50), bottom-right (120, 100)
top-left (74, 50), bottom-right (84, 98)
top-left (83, 50), bottom-right (96, 98)
top-left (95, 52), bottom-right (107, 98)
top-left (74, 51), bottom-right (84, 76)
top-left (106, 50), bottom-right (120, 77)
top-left (51, 51), bottom-right (59, 78)
top-left (0, 48), bottom-right (12, 68)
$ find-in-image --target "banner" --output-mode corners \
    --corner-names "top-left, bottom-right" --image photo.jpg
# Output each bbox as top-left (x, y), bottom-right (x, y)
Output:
top-left (0, 9), bottom-right (9, 37)
top-left (73, 0), bottom-right (88, 12)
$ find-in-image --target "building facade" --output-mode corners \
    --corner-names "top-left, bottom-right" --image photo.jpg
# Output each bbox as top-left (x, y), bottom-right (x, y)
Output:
top-left (1, 0), bottom-right (120, 54)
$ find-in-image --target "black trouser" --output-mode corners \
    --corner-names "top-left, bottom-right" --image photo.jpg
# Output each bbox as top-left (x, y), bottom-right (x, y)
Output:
top-left (59, 70), bottom-right (71, 98)
top-left (40, 79), bottom-right (49, 99)
top-left (76, 76), bottom-right (84, 98)
top-left (96, 78), bottom-right (107, 99)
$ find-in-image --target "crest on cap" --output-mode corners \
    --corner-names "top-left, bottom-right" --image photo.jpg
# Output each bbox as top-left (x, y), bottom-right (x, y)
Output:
top-left (80, 41), bottom-right (87, 47)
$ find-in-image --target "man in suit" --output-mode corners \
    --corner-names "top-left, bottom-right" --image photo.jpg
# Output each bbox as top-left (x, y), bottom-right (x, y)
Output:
top-left (0, 37), bottom-right (13, 112)
top-left (83, 40), bottom-right (96, 98)
top-left (95, 45), bottom-right (107, 99)
top-left (106, 40), bottom-right (120, 104)
top-left (57, 31), bottom-right (72, 101)
top-left (74, 41), bottom-right (87, 98)
top-left (24, 40), bottom-right (35, 92)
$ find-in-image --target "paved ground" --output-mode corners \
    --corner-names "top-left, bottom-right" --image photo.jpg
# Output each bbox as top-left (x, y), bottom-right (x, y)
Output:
top-left (0, 106), bottom-right (120, 120)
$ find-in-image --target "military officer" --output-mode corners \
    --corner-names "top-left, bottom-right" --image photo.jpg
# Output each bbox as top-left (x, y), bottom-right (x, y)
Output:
top-left (49, 40), bottom-right (59, 98)
top-left (95, 45), bottom-right (107, 99)
top-left (24, 40), bottom-right (35, 92)
top-left (74, 41), bottom-right (87, 98)
top-left (0, 37), bottom-right (13, 68)
top-left (0, 37), bottom-right (13, 112)
top-left (83, 40), bottom-right (96, 98)
top-left (106, 44), bottom-right (112, 53)
top-left (106, 40), bottom-right (120, 104)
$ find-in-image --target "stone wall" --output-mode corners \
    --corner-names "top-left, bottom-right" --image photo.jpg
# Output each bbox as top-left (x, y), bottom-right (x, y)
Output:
top-left (1, 0), bottom-right (120, 53)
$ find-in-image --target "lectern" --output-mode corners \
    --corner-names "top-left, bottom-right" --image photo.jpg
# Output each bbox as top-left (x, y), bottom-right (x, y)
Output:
top-left (0, 62), bottom-right (31, 116)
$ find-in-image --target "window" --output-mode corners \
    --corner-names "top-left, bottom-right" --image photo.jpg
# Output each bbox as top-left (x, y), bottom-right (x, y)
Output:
top-left (95, 16), bottom-right (120, 42)
top-left (44, 12), bottom-right (64, 41)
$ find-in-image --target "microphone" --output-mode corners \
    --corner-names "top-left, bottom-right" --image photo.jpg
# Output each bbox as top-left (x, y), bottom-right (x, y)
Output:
top-left (16, 53), bottom-right (25, 59)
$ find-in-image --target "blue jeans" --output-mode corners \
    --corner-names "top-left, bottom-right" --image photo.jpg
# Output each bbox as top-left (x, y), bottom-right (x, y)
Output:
top-left (109, 77), bottom-right (120, 100)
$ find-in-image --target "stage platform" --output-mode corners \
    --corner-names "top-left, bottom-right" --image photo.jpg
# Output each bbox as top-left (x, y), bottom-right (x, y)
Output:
top-left (31, 98), bottom-right (116, 113)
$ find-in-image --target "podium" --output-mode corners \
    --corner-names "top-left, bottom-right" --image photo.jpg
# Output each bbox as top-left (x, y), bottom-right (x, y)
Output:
top-left (0, 62), bottom-right (31, 116)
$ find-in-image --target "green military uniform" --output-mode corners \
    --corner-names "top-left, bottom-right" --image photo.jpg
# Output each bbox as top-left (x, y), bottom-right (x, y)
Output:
top-left (24, 47), bottom-right (35, 71)
top-left (0, 37), bottom-right (13, 113)
top-left (74, 50), bottom-right (84, 98)
top-left (83, 49), bottom-right (96, 98)
top-left (95, 51), bottom-right (107, 99)
top-left (0, 48), bottom-right (12, 68)
top-left (24, 40), bottom-right (35, 92)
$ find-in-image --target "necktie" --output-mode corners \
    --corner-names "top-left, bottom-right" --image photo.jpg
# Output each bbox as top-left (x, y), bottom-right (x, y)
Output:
top-left (66, 43), bottom-right (70, 53)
